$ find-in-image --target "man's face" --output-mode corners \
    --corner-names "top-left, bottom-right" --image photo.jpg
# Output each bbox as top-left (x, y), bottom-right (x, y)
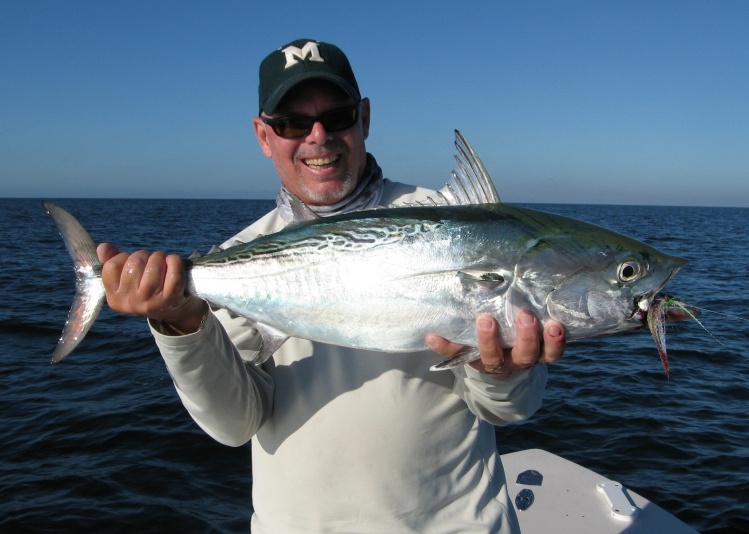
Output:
top-left (253, 80), bottom-right (370, 206)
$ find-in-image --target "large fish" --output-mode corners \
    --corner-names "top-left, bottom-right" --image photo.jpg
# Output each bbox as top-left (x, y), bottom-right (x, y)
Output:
top-left (45, 131), bottom-right (693, 375)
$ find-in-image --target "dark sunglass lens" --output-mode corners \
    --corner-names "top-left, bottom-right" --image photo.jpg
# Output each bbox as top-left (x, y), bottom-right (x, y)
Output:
top-left (266, 104), bottom-right (359, 138)
top-left (275, 117), bottom-right (313, 138)
top-left (323, 108), bottom-right (358, 131)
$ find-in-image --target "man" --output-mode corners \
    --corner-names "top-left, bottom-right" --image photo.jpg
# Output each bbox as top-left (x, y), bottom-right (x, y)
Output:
top-left (98, 39), bottom-right (565, 533)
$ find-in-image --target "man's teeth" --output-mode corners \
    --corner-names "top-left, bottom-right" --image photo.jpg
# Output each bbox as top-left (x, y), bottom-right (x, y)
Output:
top-left (305, 155), bottom-right (339, 167)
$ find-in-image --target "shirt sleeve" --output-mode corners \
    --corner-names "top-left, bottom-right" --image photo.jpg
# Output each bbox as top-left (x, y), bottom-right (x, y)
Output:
top-left (150, 309), bottom-right (274, 447)
top-left (450, 364), bottom-right (548, 426)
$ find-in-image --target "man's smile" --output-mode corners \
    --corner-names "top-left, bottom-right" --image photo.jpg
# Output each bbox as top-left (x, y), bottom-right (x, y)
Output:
top-left (303, 154), bottom-right (341, 169)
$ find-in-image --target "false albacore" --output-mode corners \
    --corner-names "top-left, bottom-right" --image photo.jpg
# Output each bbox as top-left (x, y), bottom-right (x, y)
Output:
top-left (45, 131), bottom-right (694, 375)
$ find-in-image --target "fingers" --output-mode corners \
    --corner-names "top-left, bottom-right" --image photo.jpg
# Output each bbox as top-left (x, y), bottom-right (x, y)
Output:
top-left (475, 315), bottom-right (504, 371)
top-left (542, 321), bottom-right (565, 363)
top-left (99, 248), bottom-right (190, 320)
top-left (507, 311), bottom-right (541, 369)
top-left (97, 242), bottom-right (121, 263)
top-left (101, 250), bottom-right (154, 314)
top-left (468, 313), bottom-right (534, 376)
top-left (425, 334), bottom-right (462, 358)
top-left (428, 310), bottom-right (566, 376)
top-left (503, 312), bottom-right (566, 369)
top-left (163, 253), bottom-right (187, 299)
top-left (100, 249), bottom-right (133, 297)
top-left (136, 251), bottom-right (170, 300)
top-left (424, 316), bottom-right (505, 363)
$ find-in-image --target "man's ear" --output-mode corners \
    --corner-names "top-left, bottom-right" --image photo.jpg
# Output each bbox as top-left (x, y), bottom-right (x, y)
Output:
top-left (252, 117), bottom-right (273, 158)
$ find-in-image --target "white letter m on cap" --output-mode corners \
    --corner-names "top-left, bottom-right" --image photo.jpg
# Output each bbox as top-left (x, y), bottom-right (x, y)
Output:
top-left (282, 42), bottom-right (324, 68)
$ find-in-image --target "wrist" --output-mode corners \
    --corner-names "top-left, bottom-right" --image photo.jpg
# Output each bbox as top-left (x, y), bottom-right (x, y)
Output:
top-left (159, 300), bottom-right (209, 336)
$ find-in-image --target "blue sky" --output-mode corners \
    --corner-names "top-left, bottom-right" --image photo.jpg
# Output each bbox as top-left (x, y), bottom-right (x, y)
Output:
top-left (2, 0), bottom-right (747, 206)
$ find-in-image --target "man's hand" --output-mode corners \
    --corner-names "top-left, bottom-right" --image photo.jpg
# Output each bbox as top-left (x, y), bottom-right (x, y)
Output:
top-left (426, 311), bottom-right (565, 376)
top-left (97, 243), bottom-right (206, 335)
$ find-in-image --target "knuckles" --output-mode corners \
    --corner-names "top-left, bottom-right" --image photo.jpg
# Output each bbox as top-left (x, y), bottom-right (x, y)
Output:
top-left (100, 250), bottom-right (178, 316)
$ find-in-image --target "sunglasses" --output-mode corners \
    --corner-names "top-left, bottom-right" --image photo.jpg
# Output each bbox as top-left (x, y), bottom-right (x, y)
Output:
top-left (260, 102), bottom-right (361, 139)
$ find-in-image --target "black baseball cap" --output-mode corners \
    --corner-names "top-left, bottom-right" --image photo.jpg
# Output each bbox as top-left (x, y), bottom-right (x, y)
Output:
top-left (258, 39), bottom-right (361, 115)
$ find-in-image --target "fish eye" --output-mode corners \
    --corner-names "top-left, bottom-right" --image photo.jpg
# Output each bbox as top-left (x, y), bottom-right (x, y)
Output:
top-left (618, 260), bottom-right (642, 282)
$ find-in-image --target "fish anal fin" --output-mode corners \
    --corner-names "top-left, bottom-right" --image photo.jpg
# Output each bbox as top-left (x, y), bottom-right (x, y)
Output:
top-left (430, 346), bottom-right (481, 371)
top-left (251, 322), bottom-right (290, 365)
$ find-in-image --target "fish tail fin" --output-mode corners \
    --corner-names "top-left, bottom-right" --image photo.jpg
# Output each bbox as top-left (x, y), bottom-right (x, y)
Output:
top-left (43, 201), bottom-right (106, 363)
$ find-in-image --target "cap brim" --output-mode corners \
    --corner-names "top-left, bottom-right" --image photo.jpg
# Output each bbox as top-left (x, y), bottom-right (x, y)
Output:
top-left (261, 72), bottom-right (360, 115)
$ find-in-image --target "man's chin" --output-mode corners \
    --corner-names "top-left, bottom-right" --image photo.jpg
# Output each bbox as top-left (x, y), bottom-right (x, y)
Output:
top-left (302, 179), bottom-right (355, 206)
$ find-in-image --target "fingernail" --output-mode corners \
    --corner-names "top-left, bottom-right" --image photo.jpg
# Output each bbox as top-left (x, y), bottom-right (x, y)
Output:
top-left (519, 311), bottom-right (535, 327)
top-left (478, 317), bottom-right (493, 331)
top-left (549, 325), bottom-right (562, 337)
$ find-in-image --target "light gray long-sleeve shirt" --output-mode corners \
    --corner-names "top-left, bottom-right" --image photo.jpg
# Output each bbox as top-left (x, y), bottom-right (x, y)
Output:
top-left (152, 180), bottom-right (548, 533)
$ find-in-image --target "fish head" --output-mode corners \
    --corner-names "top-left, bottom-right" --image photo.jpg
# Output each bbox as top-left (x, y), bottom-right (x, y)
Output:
top-left (515, 223), bottom-right (688, 338)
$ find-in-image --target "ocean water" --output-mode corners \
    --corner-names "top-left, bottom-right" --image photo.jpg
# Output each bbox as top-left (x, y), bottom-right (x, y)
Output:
top-left (1, 198), bottom-right (747, 533)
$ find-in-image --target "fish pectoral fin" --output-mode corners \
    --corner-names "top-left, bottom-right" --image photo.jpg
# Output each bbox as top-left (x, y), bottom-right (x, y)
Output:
top-left (251, 322), bottom-right (290, 365)
top-left (457, 270), bottom-right (507, 292)
top-left (430, 346), bottom-right (481, 371)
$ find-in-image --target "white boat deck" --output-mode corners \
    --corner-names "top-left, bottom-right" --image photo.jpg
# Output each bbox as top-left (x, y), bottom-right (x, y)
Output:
top-left (500, 449), bottom-right (698, 533)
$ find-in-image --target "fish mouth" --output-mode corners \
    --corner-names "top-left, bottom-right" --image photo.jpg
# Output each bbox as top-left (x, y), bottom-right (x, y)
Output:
top-left (632, 256), bottom-right (690, 320)
top-left (631, 294), bottom-right (656, 325)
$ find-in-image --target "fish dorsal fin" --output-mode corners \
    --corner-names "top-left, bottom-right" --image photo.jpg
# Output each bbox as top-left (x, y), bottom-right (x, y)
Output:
top-left (447, 130), bottom-right (501, 205)
top-left (188, 245), bottom-right (223, 259)
top-left (392, 130), bottom-right (502, 207)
